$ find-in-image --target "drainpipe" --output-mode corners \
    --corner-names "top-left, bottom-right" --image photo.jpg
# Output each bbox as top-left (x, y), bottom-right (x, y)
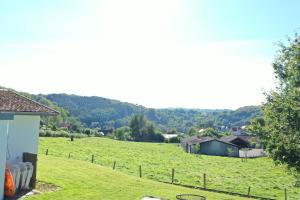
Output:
top-left (0, 120), bottom-right (9, 200)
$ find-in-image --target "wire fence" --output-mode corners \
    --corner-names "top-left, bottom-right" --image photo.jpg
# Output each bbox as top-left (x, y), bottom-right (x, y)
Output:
top-left (41, 148), bottom-right (291, 200)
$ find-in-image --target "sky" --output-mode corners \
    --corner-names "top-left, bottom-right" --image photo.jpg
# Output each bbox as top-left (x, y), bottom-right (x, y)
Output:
top-left (0, 0), bottom-right (300, 109)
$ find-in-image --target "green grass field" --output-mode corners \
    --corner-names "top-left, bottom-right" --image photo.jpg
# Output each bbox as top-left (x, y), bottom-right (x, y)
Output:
top-left (39, 137), bottom-right (300, 199)
top-left (30, 155), bottom-right (247, 200)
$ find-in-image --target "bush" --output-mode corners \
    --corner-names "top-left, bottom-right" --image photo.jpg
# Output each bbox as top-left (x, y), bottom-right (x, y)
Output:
top-left (167, 136), bottom-right (180, 143)
top-left (146, 132), bottom-right (164, 143)
top-left (59, 127), bottom-right (69, 132)
top-left (70, 133), bottom-right (87, 138)
top-left (93, 132), bottom-right (104, 137)
top-left (113, 126), bottom-right (131, 141)
top-left (39, 129), bottom-right (46, 137)
top-left (40, 129), bottom-right (70, 137)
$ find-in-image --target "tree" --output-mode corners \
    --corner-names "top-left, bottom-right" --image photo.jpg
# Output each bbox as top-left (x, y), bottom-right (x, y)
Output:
top-left (199, 128), bottom-right (221, 138)
top-left (129, 114), bottom-right (147, 141)
top-left (188, 127), bottom-right (198, 136)
top-left (167, 129), bottom-right (177, 135)
top-left (129, 114), bottom-right (164, 142)
top-left (251, 33), bottom-right (300, 173)
top-left (113, 126), bottom-right (131, 141)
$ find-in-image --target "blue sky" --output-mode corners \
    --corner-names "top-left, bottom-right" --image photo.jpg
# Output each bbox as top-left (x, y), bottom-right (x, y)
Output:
top-left (1, 1), bottom-right (299, 43)
top-left (0, 0), bottom-right (299, 109)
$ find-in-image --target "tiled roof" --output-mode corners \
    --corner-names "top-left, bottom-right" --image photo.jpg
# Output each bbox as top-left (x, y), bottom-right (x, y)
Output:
top-left (0, 89), bottom-right (59, 115)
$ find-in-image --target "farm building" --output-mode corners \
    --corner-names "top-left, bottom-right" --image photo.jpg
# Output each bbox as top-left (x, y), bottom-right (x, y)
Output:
top-left (220, 135), bottom-right (250, 148)
top-left (181, 135), bottom-right (245, 157)
top-left (0, 90), bottom-right (59, 200)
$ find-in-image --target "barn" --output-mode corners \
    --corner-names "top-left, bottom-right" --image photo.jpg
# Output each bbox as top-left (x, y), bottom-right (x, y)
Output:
top-left (0, 90), bottom-right (59, 200)
top-left (181, 136), bottom-right (240, 157)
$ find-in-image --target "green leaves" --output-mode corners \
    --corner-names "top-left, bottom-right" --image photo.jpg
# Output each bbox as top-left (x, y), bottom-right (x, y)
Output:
top-left (129, 114), bottom-right (164, 142)
top-left (253, 33), bottom-right (300, 173)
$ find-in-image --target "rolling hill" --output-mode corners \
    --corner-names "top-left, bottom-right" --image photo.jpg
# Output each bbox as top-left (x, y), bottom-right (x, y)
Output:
top-left (44, 93), bottom-right (261, 132)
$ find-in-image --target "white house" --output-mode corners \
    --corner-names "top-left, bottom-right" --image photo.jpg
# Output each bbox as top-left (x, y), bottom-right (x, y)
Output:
top-left (0, 89), bottom-right (59, 200)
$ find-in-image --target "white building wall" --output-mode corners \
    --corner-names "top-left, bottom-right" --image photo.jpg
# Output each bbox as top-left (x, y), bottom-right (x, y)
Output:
top-left (6, 115), bottom-right (40, 164)
top-left (0, 115), bottom-right (40, 200)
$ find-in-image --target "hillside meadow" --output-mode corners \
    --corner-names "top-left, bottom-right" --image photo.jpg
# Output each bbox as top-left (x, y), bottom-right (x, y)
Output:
top-left (29, 155), bottom-right (247, 200)
top-left (39, 137), bottom-right (300, 199)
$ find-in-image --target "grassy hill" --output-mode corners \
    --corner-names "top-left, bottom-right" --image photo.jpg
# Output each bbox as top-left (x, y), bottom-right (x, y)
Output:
top-left (39, 137), bottom-right (300, 199)
top-left (30, 155), bottom-right (247, 200)
top-left (44, 93), bottom-right (261, 132)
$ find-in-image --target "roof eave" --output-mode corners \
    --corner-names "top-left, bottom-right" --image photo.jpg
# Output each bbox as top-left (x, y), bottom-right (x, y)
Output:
top-left (0, 111), bottom-right (59, 116)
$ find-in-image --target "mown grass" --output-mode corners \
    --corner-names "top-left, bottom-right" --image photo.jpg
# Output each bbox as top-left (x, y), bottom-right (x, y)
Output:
top-left (39, 137), bottom-right (300, 199)
top-left (30, 155), bottom-right (248, 200)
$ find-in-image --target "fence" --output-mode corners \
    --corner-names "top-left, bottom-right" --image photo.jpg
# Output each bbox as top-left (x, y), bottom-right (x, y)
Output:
top-left (239, 149), bottom-right (266, 158)
top-left (42, 148), bottom-right (289, 200)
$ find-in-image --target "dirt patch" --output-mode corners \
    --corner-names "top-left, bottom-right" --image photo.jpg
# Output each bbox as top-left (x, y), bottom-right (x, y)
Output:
top-left (36, 181), bottom-right (60, 193)
top-left (5, 182), bottom-right (60, 200)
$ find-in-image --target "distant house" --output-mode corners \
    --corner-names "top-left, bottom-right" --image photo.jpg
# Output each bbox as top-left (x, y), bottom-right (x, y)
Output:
top-left (162, 134), bottom-right (178, 140)
top-left (230, 126), bottom-right (249, 136)
top-left (181, 136), bottom-right (240, 157)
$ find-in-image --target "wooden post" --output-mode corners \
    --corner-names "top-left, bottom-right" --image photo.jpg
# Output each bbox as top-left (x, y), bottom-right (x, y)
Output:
top-left (247, 186), bottom-right (251, 196)
top-left (285, 188), bottom-right (287, 200)
top-left (203, 173), bottom-right (206, 190)
top-left (45, 149), bottom-right (48, 155)
top-left (68, 153), bottom-right (71, 159)
top-left (113, 161), bottom-right (116, 170)
top-left (23, 153), bottom-right (37, 189)
top-left (91, 155), bottom-right (94, 163)
top-left (171, 168), bottom-right (175, 184)
top-left (139, 165), bottom-right (142, 178)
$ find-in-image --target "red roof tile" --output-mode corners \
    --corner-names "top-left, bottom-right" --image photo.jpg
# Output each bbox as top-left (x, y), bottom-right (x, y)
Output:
top-left (0, 90), bottom-right (59, 115)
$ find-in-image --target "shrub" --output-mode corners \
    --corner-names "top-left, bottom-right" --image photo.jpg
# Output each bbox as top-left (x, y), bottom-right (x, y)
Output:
top-left (40, 129), bottom-right (70, 137)
top-left (39, 129), bottom-right (46, 137)
top-left (70, 133), bottom-right (87, 138)
top-left (168, 136), bottom-right (180, 143)
top-left (113, 126), bottom-right (131, 141)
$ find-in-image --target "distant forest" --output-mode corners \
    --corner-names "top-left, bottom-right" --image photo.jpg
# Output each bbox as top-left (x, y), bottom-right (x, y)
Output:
top-left (44, 94), bottom-right (261, 132)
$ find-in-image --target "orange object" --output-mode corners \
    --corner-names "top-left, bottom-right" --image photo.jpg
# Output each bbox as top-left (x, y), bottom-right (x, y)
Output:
top-left (4, 164), bottom-right (16, 197)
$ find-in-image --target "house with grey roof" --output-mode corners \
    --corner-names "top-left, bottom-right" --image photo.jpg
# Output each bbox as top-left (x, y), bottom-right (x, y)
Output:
top-left (0, 89), bottom-right (59, 200)
top-left (180, 135), bottom-right (251, 157)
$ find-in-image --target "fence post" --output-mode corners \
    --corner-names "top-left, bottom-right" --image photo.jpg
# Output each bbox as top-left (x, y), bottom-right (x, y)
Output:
top-left (247, 186), bottom-right (251, 197)
top-left (285, 188), bottom-right (287, 200)
top-left (203, 173), bottom-right (206, 190)
top-left (139, 165), bottom-right (142, 178)
top-left (45, 149), bottom-right (48, 155)
top-left (171, 168), bottom-right (175, 184)
top-left (91, 155), bottom-right (94, 163)
top-left (113, 161), bottom-right (116, 170)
